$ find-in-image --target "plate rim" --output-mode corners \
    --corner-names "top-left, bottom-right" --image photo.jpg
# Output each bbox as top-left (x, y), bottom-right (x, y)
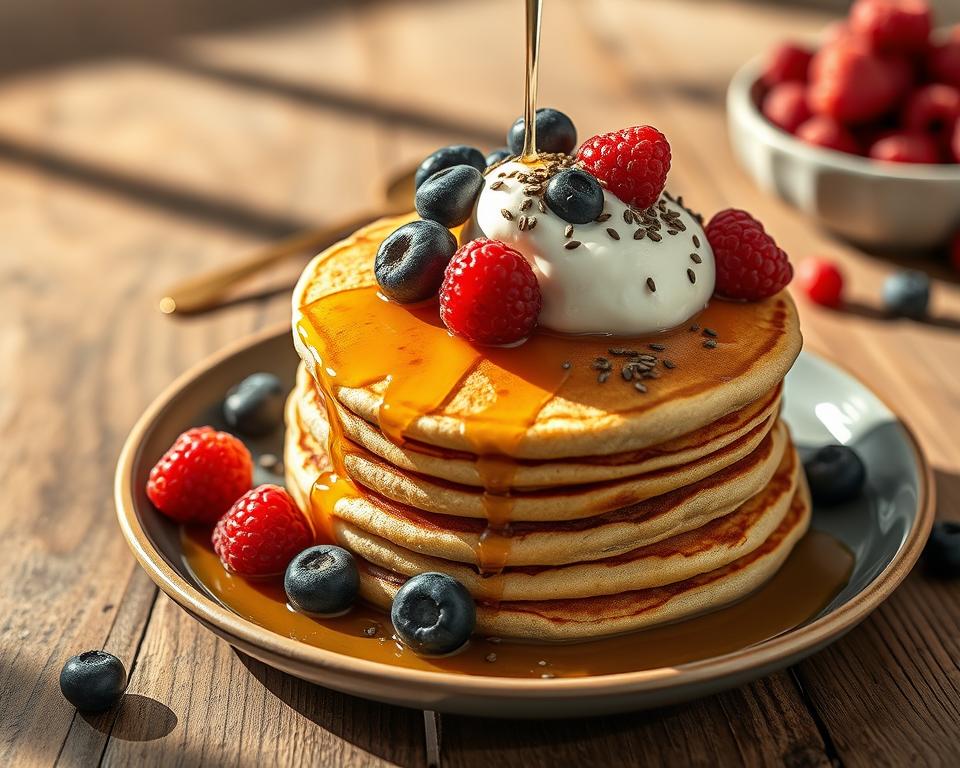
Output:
top-left (115, 322), bottom-right (936, 699)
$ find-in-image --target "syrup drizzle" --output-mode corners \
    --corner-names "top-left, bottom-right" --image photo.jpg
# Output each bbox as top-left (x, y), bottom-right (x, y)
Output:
top-left (521, 0), bottom-right (543, 160)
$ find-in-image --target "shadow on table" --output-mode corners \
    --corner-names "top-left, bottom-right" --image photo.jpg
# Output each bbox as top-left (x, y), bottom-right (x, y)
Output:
top-left (81, 694), bottom-right (178, 742)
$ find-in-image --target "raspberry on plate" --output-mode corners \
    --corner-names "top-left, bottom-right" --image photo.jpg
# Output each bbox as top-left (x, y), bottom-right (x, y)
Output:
top-left (869, 131), bottom-right (941, 163)
top-left (796, 258), bottom-right (845, 308)
top-left (761, 43), bottom-right (814, 87)
top-left (576, 125), bottom-right (671, 210)
top-left (212, 485), bottom-right (313, 576)
top-left (439, 238), bottom-right (542, 345)
top-left (808, 43), bottom-right (907, 123)
top-left (796, 116), bottom-right (862, 154)
top-left (705, 209), bottom-right (794, 301)
top-left (928, 35), bottom-right (960, 88)
top-left (147, 426), bottom-right (253, 524)
top-left (762, 82), bottom-right (812, 134)
top-left (902, 84), bottom-right (960, 141)
top-left (849, 0), bottom-right (932, 54)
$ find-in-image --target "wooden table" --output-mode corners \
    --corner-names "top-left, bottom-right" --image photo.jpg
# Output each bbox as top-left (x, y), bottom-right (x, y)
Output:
top-left (2, 0), bottom-right (959, 765)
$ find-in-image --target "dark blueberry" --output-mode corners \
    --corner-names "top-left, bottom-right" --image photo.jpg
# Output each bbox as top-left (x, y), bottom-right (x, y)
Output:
top-left (414, 145), bottom-right (486, 190)
top-left (882, 270), bottom-right (930, 319)
top-left (544, 168), bottom-right (604, 224)
top-left (485, 148), bottom-right (512, 167)
top-left (924, 522), bottom-right (960, 579)
top-left (284, 545), bottom-right (360, 615)
top-left (507, 108), bottom-right (577, 155)
top-left (59, 651), bottom-right (126, 712)
top-left (415, 165), bottom-right (484, 228)
top-left (375, 220), bottom-right (457, 303)
top-left (803, 444), bottom-right (866, 506)
top-left (391, 572), bottom-right (476, 656)
top-left (223, 372), bottom-right (284, 437)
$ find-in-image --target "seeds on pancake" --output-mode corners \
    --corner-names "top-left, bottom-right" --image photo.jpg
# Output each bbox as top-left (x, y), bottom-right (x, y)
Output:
top-left (609, 347), bottom-right (640, 356)
top-left (537, 199), bottom-right (547, 213)
top-left (621, 365), bottom-right (634, 381)
top-left (623, 209), bottom-right (634, 224)
top-left (490, 180), bottom-right (505, 190)
top-left (519, 197), bottom-right (532, 211)
top-left (647, 230), bottom-right (662, 242)
top-left (687, 268), bottom-right (696, 284)
top-left (596, 213), bottom-right (611, 223)
top-left (501, 208), bottom-right (513, 221)
top-left (690, 252), bottom-right (702, 264)
top-left (564, 224), bottom-right (574, 238)
top-left (649, 343), bottom-right (666, 351)
top-left (564, 240), bottom-right (581, 250)
top-left (527, 216), bottom-right (538, 230)
top-left (634, 381), bottom-right (648, 393)
top-left (689, 323), bottom-right (700, 332)
top-left (663, 359), bottom-right (676, 369)
top-left (703, 339), bottom-right (717, 349)
top-left (606, 228), bottom-right (620, 240)
top-left (646, 277), bottom-right (657, 292)
top-left (642, 370), bottom-right (660, 379)
top-left (592, 357), bottom-right (612, 371)
top-left (598, 371), bottom-right (610, 383)
top-left (703, 327), bottom-right (718, 337)
top-left (633, 228), bottom-right (645, 240)
top-left (693, 234), bottom-right (701, 248)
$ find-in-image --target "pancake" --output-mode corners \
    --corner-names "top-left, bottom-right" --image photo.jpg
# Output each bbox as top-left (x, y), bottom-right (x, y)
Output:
top-left (292, 214), bottom-right (802, 459)
top-left (294, 363), bottom-right (783, 489)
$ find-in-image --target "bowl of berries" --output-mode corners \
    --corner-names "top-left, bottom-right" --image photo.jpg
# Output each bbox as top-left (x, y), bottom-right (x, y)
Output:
top-left (727, 0), bottom-right (960, 250)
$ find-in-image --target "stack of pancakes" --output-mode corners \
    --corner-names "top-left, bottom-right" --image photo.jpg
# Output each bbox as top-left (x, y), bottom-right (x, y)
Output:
top-left (287, 215), bottom-right (806, 641)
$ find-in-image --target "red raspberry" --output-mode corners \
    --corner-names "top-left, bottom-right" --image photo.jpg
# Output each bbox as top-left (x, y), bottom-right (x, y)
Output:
top-left (928, 34), bottom-right (960, 88)
top-left (212, 485), bottom-right (312, 576)
top-left (869, 132), bottom-right (941, 163)
top-left (808, 43), bottom-right (907, 123)
top-left (705, 209), bottom-right (793, 301)
top-left (796, 116), bottom-right (862, 154)
top-left (761, 43), bottom-right (814, 87)
top-left (762, 83), bottom-right (812, 134)
top-left (576, 125), bottom-right (671, 209)
top-left (849, 0), bottom-right (931, 54)
top-left (902, 84), bottom-right (960, 140)
top-left (796, 258), bottom-right (845, 308)
top-left (439, 238), bottom-right (542, 345)
top-left (147, 427), bottom-right (253, 524)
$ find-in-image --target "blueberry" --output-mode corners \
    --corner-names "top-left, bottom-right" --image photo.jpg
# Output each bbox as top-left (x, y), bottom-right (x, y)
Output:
top-left (391, 572), bottom-right (476, 655)
top-left (415, 165), bottom-right (484, 228)
top-left (223, 373), bottom-right (284, 437)
top-left (544, 168), bottom-right (604, 224)
top-left (924, 522), bottom-right (960, 579)
top-left (415, 145), bottom-right (486, 190)
top-left (284, 545), bottom-right (360, 615)
top-left (803, 445), bottom-right (866, 506)
top-left (882, 270), bottom-right (930, 319)
top-left (59, 651), bottom-right (126, 712)
top-left (485, 148), bottom-right (512, 167)
top-left (507, 108), bottom-right (577, 155)
top-left (375, 220), bottom-right (457, 303)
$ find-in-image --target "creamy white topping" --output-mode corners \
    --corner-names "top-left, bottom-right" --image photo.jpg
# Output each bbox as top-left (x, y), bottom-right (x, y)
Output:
top-left (471, 160), bottom-right (715, 336)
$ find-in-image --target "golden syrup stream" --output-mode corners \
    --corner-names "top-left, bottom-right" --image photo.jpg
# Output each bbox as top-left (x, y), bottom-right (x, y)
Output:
top-left (521, 0), bottom-right (543, 160)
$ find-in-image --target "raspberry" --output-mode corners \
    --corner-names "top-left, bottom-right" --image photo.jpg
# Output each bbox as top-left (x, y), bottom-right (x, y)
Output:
top-left (147, 426), bottom-right (253, 524)
top-left (869, 132), bottom-right (941, 162)
top-left (762, 83), bottom-right (812, 134)
top-left (902, 84), bottom-right (960, 140)
top-left (808, 43), bottom-right (907, 123)
top-left (439, 238), bottom-right (542, 345)
top-left (796, 258), bottom-right (845, 308)
top-left (928, 34), bottom-right (960, 88)
top-left (761, 43), bottom-right (814, 87)
top-left (849, 0), bottom-right (931, 54)
top-left (705, 209), bottom-right (793, 301)
top-left (796, 116), bottom-right (862, 154)
top-left (576, 125), bottom-right (671, 209)
top-left (212, 485), bottom-right (312, 576)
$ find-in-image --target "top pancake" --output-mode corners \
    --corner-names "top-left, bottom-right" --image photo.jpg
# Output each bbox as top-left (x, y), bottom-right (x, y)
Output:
top-left (293, 214), bottom-right (802, 459)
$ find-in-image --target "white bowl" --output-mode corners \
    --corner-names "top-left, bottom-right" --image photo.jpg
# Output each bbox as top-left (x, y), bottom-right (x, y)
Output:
top-left (727, 57), bottom-right (960, 251)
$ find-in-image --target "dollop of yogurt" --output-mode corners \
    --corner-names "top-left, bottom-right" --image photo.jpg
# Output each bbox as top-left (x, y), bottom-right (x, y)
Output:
top-left (471, 160), bottom-right (715, 336)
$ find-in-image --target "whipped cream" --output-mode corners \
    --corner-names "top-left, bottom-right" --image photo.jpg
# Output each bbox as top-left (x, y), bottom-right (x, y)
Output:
top-left (471, 160), bottom-right (715, 336)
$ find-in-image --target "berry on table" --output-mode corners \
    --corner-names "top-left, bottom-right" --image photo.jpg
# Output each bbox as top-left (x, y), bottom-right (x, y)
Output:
top-left (808, 43), bottom-right (906, 123)
top-left (212, 484), bottom-right (312, 576)
top-left (795, 116), bottom-right (862, 154)
top-left (507, 108), bottom-right (577, 155)
top-left (414, 145), bottom-right (486, 190)
top-left (59, 651), bottom-right (126, 712)
top-left (285, 545), bottom-right (360, 615)
top-left (761, 43), bottom-right (814, 87)
top-left (803, 445), bottom-right (867, 505)
top-left (147, 426), bottom-right (253, 524)
top-left (485, 148), bottom-right (512, 167)
top-left (882, 269), bottom-right (930, 318)
top-left (762, 82), bottom-right (813, 134)
top-left (796, 258), bottom-right (845, 308)
top-left (576, 125), bottom-right (671, 210)
top-left (223, 373), bottom-right (285, 437)
top-left (391, 572), bottom-right (476, 656)
top-left (543, 167), bottom-right (605, 224)
top-left (439, 237), bottom-right (542, 345)
top-left (924, 521), bottom-right (960, 578)
top-left (705, 208), bottom-right (794, 301)
top-left (375, 220), bottom-right (458, 303)
top-left (415, 165), bottom-right (484, 228)
top-left (849, 0), bottom-right (932, 54)
top-left (868, 132), bottom-right (940, 163)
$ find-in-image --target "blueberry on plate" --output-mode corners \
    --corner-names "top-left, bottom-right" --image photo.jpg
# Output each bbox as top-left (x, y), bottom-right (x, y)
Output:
top-left (59, 651), bottom-right (127, 712)
top-left (544, 168), bottom-right (604, 224)
top-left (415, 145), bottom-right (486, 190)
top-left (223, 372), bottom-right (285, 437)
top-left (375, 220), bottom-right (457, 303)
top-left (415, 165), bottom-right (485, 228)
top-left (925, 522), bottom-right (960, 578)
top-left (882, 270), bottom-right (930, 319)
top-left (391, 572), bottom-right (476, 656)
top-left (803, 444), bottom-right (866, 506)
top-left (485, 147), bottom-right (512, 167)
top-left (507, 108), bottom-right (577, 155)
top-left (285, 545), bottom-right (360, 615)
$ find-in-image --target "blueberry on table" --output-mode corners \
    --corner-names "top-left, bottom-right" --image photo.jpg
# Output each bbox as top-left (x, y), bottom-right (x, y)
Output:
top-left (507, 108), bottom-right (577, 155)
top-left (415, 165), bottom-right (484, 228)
top-left (803, 445), bottom-right (866, 506)
top-left (59, 651), bottom-right (127, 712)
top-left (375, 220), bottom-right (457, 303)
top-left (485, 148), bottom-right (512, 167)
top-left (924, 522), bottom-right (960, 579)
top-left (883, 270), bottom-right (930, 319)
top-left (391, 572), bottom-right (476, 656)
top-left (415, 145), bottom-right (486, 190)
top-left (223, 372), bottom-right (285, 437)
top-left (285, 545), bottom-right (360, 615)
top-left (544, 168), bottom-right (605, 224)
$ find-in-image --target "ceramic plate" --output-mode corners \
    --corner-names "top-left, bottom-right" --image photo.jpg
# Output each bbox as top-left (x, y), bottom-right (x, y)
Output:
top-left (115, 325), bottom-right (934, 718)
